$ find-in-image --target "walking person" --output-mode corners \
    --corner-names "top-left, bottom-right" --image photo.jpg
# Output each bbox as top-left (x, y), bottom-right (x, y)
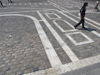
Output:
top-left (0, 0), bottom-right (4, 7)
top-left (8, 0), bottom-right (13, 3)
top-left (93, 0), bottom-right (99, 11)
top-left (74, 2), bottom-right (88, 29)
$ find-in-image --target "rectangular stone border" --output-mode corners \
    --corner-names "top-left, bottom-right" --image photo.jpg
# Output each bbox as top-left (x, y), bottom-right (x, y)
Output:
top-left (45, 13), bottom-right (61, 19)
top-left (23, 55), bottom-right (100, 75)
top-left (65, 32), bottom-right (94, 45)
top-left (53, 19), bottom-right (77, 32)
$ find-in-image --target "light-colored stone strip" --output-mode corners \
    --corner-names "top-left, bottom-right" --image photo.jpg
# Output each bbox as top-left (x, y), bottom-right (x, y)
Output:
top-left (24, 55), bottom-right (100, 75)
top-left (0, 9), bottom-right (56, 15)
top-left (65, 32), bottom-right (94, 45)
top-left (56, 10), bottom-right (100, 37)
top-left (39, 3), bottom-right (42, 5)
top-left (24, 3), bottom-right (26, 5)
top-left (19, 3), bottom-right (21, 5)
top-left (85, 17), bottom-right (100, 27)
top-left (37, 11), bottom-right (79, 62)
top-left (29, 3), bottom-right (31, 5)
top-left (46, 13), bottom-right (61, 19)
top-left (53, 19), bottom-right (77, 32)
top-left (44, 3), bottom-right (48, 5)
top-left (66, 12), bottom-right (100, 30)
top-left (0, 14), bottom-right (62, 68)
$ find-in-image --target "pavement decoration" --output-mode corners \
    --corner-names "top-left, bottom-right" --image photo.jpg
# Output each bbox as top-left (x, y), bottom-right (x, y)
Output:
top-left (0, 0), bottom-right (100, 75)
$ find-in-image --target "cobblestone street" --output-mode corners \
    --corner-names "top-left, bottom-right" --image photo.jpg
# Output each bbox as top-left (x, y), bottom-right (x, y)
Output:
top-left (0, 0), bottom-right (100, 75)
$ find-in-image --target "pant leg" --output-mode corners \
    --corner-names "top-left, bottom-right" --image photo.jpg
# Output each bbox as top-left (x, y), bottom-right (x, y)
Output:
top-left (0, 1), bottom-right (3, 6)
top-left (75, 19), bottom-right (82, 28)
top-left (8, 0), bottom-right (12, 2)
top-left (82, 19), bottom-right (85, 28)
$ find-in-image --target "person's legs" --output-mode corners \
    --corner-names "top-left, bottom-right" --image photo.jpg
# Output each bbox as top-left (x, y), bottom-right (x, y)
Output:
top-left (0, 1), bottom-right (4, 7)
top-left (8, 0), bottom-right (10, 2)
top-left (97, 4), bottom-right (99, 11)
top-left (8, 0), bottom-right (13, 3)
top-left (74, 19), bottom-right (82, 28)
top-left (82, 19), bottom-right (85, 28)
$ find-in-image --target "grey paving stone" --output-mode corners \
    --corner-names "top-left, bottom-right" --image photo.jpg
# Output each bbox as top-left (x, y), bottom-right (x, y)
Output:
top-left (2, 67), bottom-right (10, 71)
top-left (16, 71), bottom-right (24, 75)
top-left (5, 60), bottom-right (10, 64)
top-left (24, 68), bottom-right (32, 74)
top-left (10, 73), bottom-right (16, 75)
top-left (32, 68), bottom-right (39, 72)
top-left (61, 63), bottom-right (100, 75)
top-left (6, 70), bottom-right (13, 74)
top-left (86, 68), bottom-right (100, 75)
top-left (0, 72), bottom-right (5, 75)
top-left (10, 65), bottom-right (16, 69)
top-left (0, 60), bottom-right (4, 65)
top-left (80, 74), bottom-right (86, 75)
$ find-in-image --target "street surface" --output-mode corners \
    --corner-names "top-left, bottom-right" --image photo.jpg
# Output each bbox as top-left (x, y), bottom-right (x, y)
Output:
top-left (0, 0), bottom-right (100, 75)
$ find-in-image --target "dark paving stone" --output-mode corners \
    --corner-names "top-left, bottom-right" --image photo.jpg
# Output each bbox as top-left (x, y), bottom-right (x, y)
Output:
top-left (0, 72), bottom-right (5, 75)
top-left (85, 68), bottom-right (100, 75)
top-left (10, 73), bottom-right (16, 75)
top-left (0, 60), bottom-right (4, 65)
top-left (80, 74), bottom-right (86, 75)
top-left (32, 67), bottom-right (39, 72)
top-left (2, 67), bottom-right (10, 71)
top-left (16, 71), bottom-right (24, 75)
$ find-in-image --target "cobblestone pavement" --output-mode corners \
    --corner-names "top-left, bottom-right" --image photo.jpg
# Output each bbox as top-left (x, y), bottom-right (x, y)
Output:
top-left (0, 0), bottom-right (100, 75)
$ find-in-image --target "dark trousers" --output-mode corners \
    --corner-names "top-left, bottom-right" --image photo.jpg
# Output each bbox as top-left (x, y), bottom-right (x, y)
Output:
top-left (8, 0), bottom-right (12, 3)
top-left (75, 16), bottom-right (85, 28)
top-left (94, 4), bottom-right (99, 11)
top-left (0, 1), bottom-right (3, 6)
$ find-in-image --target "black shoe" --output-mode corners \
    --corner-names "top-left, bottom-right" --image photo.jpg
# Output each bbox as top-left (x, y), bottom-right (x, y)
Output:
top-left (82, 27), bottom-right (86, 29)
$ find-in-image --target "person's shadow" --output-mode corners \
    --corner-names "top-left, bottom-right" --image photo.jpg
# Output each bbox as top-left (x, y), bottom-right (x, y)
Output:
top-left (77, 27), bottom-right (96, 32)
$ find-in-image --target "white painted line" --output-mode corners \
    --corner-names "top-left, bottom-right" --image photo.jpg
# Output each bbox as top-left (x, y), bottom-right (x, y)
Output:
top-left (29, 3), bottom-right (31, 5)
top-left (86, 17), bottom-right (100, 27)
top-left (92, 31), bottom-right (100, 37)
top-left (8, 3), bottom-right (11, 5)
top-left (35, 3), bottom-right (36, 5)
top-left (50, 2), bottom-right (68, 11)
top-left (24, 3), bottom-right (26, 5)
top-left (19, 3), bottom-right (21, 5)
top-left (65, 32), bottom-right (94, 45)
top-left (44, 3), bottom-right (48, 5)
top-left (53, 19), bottom-right (65, 32)
top-left (39, 3), bottom-right (42, 5)
top-left (46, 13), bottom-right (61, 19)
top-left (39, 20), bottom-right (43, 22)
top-left (24, 54), bottom-right (100, 75)
top-left (37, 11), bottom-right (79, 62)
top-left (56, 10), bottom-right (100, 37)
top-left (53, 19), bottom-right (77, 32)
top-left (0, 9), bottom-right (56, 15)
top-left (0, 14), bottom-right (62, 67)
top-left (14, 3), bottom-right (16, 5)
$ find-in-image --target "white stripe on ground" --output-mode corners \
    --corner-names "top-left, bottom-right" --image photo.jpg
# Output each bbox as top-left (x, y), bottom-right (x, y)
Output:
top-left (53, 19), bottom-right (77, 32)
top-left (23, 54), bottom-right (100, 75)
top-left (37, 11), bottom-right (79, 62)
top-left (86, 17), bottom-right (100, 27)
top-left (56, 10), bottom-right (100, 37)
top-left (0, 14), bottom-right (62, 67)
top-left (65, 32), bottom-right (94, 45)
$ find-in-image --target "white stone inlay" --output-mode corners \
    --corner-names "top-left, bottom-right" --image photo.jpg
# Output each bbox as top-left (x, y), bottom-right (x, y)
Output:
top-left (65, 32), bottom-right (94, 45)
top-left (46, 13), bottom-right (61, 19)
